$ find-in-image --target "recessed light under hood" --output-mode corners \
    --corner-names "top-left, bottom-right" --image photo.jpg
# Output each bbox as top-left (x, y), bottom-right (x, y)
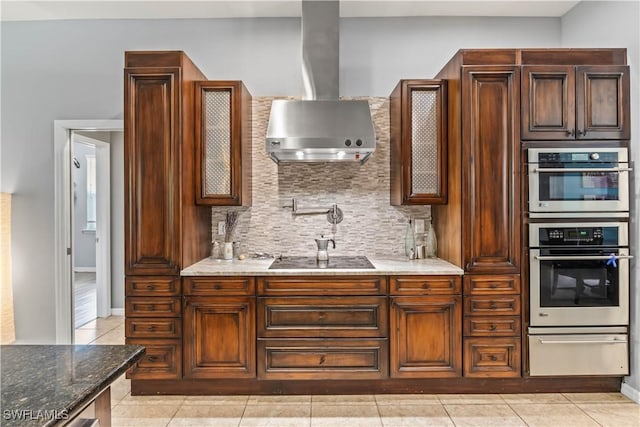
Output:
top-left (266, 0), bottom-right (376, 164)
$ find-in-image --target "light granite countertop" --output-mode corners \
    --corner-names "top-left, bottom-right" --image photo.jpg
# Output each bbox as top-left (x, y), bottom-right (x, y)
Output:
top-left (181, 256), bottom-right (463, 276)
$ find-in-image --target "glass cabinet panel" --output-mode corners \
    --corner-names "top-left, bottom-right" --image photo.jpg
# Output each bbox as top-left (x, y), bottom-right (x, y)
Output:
top-left (390, 80), bottom-right (447, 205)
top-left (195, 81), bottom-right (251, 206)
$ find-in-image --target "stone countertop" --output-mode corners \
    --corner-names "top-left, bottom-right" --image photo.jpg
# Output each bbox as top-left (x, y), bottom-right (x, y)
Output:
top-left (1, 345), bottom-right (145, 427)
top-left (181, 256), bottom-right (464, 276)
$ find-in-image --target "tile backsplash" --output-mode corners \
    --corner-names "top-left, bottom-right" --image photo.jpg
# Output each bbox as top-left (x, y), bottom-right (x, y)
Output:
top-left (210, 97), bottom-right (431, 258)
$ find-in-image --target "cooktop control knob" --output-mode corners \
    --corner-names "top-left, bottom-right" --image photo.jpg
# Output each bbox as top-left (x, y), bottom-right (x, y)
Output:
top-left (590, 152), bottom-right (600, 160)
top-left (356, 139), bottom-right (363, 147)
top-left (345, 139), bottom-right (352, 147)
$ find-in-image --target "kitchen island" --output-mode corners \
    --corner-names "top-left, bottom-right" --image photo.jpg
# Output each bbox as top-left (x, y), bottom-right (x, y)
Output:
top-left (1, 345), bottom-right (144, 426)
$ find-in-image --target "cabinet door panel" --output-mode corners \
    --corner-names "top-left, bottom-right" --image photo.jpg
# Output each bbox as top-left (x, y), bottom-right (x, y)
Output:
top-left (577, 66), bottom-right (630, 139)
top-left (390, 296), bottom-right (462, 378)
top-left (183, 297), bottom-right (256, 379)
top-left (195, 81), bottom-right (252, 205)
top-left (390, 80), bottom-right (448, 205)
top-left (521, 66), bottom-right (575, 140)
top-left (462, 67), bottom-right (520, 273)
top-left (125, 68), bottom-right (181, 275)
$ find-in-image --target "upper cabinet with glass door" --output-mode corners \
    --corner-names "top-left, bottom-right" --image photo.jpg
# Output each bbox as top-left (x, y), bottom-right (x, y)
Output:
top-left (390, 80), bottom-right (448, 205)
top-left (521, 65), bottom-right (630, 141)
top-left (195, 81), bottom-right (252, 206)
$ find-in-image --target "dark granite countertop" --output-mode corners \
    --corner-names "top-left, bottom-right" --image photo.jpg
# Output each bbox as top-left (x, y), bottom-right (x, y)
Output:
top-left (1, 345), bottom-right (144, 427)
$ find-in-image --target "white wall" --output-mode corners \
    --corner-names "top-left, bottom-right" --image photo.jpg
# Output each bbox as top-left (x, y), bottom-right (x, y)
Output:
top-left (561, 0), bottom-right (640, 400)
top-left (0, 14), bottom-right (582, 343)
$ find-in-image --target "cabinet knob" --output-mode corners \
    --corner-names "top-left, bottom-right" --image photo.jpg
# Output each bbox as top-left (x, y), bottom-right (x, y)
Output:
top-left (490, 355), bottom-right (498, 361)
top-left (567, 129), bottom-right (575, 137)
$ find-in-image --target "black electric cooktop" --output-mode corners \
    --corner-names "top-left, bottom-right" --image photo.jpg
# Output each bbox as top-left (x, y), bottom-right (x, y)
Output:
top-left (268, 256), bottom-right (375, 270)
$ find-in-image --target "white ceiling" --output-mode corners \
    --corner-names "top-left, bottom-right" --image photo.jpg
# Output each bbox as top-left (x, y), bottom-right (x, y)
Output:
top-left (0, 0), bottom-right (582, 22)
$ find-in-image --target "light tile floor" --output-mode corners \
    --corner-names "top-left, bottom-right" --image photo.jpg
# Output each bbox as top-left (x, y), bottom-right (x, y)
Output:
top-left (80, 317), bottom-right (640, 427)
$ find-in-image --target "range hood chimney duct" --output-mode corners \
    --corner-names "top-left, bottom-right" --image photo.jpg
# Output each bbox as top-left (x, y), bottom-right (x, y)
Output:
top-left (266, 0), bottom-right (376, 164)
top-left (301, 0), bottom-right (339, 100)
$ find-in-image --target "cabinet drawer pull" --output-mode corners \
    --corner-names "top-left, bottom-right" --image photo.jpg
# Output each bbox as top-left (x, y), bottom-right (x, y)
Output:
top-left (146, 284), bottom-right (156, 290)
top-left (146, 355), bottom-right (158, 363)
top-left (319, 355), bottom-right (326, 365)
top-left (489, 324), bottom-right (497, 331)
top-left (490, 355), bottom-right (498, 361)
top-left (148, 305), bottom-right (156, 311)
top-left (422, 283), bottom-right (430, 289)
top-left (147, 326), bottom-right (156, 332)
top-left (490, 283), bottom-right (497, 289)
top-left (489, 302), bottom-right (497, 309)
top-left (214, 284), bottom-right (222, 290)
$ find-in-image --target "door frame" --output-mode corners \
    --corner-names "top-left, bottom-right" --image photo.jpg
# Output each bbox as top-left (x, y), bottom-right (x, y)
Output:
top-left (54, 120), bottom-right (123, 344)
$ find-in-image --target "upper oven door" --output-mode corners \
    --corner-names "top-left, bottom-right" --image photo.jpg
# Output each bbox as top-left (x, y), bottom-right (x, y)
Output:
top-left (528, 147), bottom-right (629, 216)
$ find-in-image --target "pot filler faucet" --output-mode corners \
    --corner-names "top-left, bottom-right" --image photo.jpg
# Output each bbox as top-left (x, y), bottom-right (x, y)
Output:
top-left (282, 198), bottom-right (344, 226)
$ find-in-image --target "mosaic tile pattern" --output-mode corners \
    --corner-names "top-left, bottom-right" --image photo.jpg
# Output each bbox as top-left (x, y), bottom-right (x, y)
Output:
top-left (210, 97), bottom-right (431, 258)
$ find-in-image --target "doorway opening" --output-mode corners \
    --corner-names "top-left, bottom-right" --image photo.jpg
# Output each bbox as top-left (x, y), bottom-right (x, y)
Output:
top-left (53, 120), bottom-right (124, 344)
top-left (71, 133), bottom-right (109, 329)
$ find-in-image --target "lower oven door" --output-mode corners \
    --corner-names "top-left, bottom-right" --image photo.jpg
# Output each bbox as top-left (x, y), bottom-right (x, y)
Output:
top-left (529, 248), bottom-right (629, 326)
top-left (528, 332), bottom-right (628, 376)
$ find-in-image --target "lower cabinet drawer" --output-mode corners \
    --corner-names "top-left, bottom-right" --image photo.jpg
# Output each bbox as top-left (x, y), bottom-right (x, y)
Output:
top-left (463, 337), bottom-right (521, 378)
top-left (463, 316), bottom-right (521, 337)
top-left (463, 296), bottom-right (521, 316)
top-left (125, 297), bottom-right (181, 317)
top-left (125, 318), bottom-right (182, 338)
top-left (125, 338), bottom-right (181, 380)
top-left (258, 296), bottom-right (388, 338)
top-left (258, 339), bottom-right (389, 380)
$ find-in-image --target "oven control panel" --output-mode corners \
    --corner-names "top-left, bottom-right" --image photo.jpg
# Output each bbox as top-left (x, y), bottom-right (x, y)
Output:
top-left (536, 151), bottom-right (620, 163)
top-left (540, 227), bottom-right (604, 246)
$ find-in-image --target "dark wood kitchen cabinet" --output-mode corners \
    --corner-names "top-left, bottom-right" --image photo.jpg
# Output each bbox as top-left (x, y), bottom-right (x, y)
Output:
top-left (390, 80), bottom-right (448, 205)
top-left (432, 52), bottom-right (522, 380)
top-left (124, 51), bottom-right (212, 380)
top-left (389, 276), bottom-right (462, 378)
top-left (463, 275), bottom-right (521, 377)
top-left (194, 81), bottom-right (252, 206)
top-left (521, 65), bottom-right (630, 140)
top-left (183, 277), bottom-right (256, 379)
top-left (462, 66), bottom-right (520, 274)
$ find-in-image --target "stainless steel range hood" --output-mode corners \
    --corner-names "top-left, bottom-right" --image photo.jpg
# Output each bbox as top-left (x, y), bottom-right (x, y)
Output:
top-left (266, 0), bottom-right (376, 164)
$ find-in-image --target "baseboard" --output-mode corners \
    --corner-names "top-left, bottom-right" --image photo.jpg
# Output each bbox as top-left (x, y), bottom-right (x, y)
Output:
top-left (621, 381), bottom-right (640, 403)
top-left (74, 267), bottom-right (96, 273)
top-left (111, 308), bottom-right (124, 316)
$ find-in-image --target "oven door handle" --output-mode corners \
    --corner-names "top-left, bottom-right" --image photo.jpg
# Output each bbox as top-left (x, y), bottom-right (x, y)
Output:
top-left (537, 337), bottom-right (627, 345)
top-left (533, 167), bottom-right (632, 173)
top-left (534, 255), bottom-right (633, 261)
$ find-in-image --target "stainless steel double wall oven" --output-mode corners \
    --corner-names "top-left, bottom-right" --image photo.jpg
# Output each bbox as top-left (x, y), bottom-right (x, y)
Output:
top-left (526, 147), bottom-right (631, 376)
